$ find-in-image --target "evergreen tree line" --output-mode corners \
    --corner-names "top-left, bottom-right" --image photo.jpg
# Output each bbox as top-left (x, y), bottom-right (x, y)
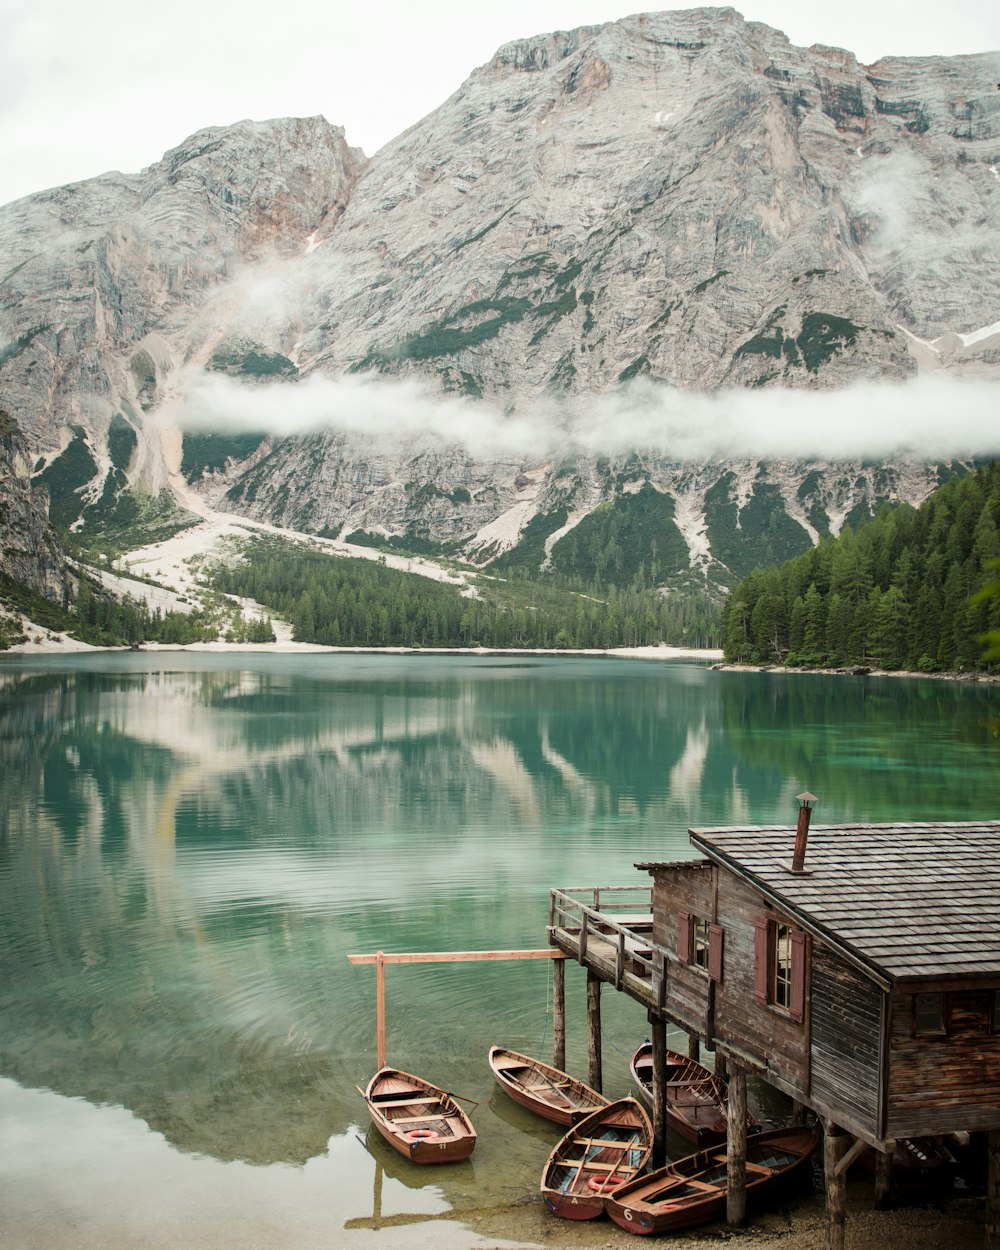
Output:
top-left (721, 461), bottom-right (1000, 672)
top-left (72, 579), bottom-right (273, 647)
top-left (210, 543), bottom-right (722, 650)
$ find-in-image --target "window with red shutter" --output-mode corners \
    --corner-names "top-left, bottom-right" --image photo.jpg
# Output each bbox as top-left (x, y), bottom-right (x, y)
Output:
top-left (707, 924), bottom-right (724, 981)
top-left (677, 911), bottom-right (692, 963)
top-left (753, 916), bottom-right (769, 1003)
top-left (789, 929), bottom-right (806, 1022)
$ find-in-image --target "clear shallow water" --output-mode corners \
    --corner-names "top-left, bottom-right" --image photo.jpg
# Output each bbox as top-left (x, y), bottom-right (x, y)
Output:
top-left (1, 653), bottom-right (996, 1243)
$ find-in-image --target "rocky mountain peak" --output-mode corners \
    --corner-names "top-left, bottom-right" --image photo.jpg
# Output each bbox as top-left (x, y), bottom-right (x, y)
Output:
top-left (1, 9), bottom-right (998, 593)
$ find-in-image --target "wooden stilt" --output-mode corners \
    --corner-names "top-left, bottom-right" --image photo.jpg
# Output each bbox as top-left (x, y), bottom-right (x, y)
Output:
top-left (649, 1011), bottom-right (667, 1166)
top-left (726, 1066), bottom-right (748, 1226)
top-left (874, 1144), bottom-right (893, 1210)
top-left (375, 950), bottom-right (386, 1069)
top-left (987, 1129), bottom-right (1000, 1250)
top-left (688, 1032), bottom-right (701, 1061)
top-left (823, 1120), bottom-right (848, 1250)
top-left (586, 969), bottom-right (603, 1093)
top-left (552, 955), bottom-right (566, 1073)
top-left (791, 1099), bottom-right (806, 1126)
top-left (714, 1051), bottom-right (729, 1082)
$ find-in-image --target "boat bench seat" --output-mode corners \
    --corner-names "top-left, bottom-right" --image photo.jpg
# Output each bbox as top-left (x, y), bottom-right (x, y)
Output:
top-left (709, 1154), bottom-right (774, 1176)
top-left (372, 1096), bottom-right (436, 1107)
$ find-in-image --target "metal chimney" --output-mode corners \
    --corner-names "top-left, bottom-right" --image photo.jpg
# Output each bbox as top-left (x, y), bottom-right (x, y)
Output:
top-left (790, 791), bottom-right (818, 873)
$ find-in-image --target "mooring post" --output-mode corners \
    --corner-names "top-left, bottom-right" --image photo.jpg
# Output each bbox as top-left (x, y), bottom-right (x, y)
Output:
top-left (553, 955), bottom-right (566, 1072)
top-left (376, 950), bottom-right (386, 1068)
top-left (726, 1065), bottom-right (748, 1226)
top-left (649, 1011), bottom-right (667, 1166)
top-left (987, 1129), bottom-right (1000, 1250)
top-left (823, 1120), bottom-right (848, 1250)
top-left (586, 969), bottom-right (603, 1093)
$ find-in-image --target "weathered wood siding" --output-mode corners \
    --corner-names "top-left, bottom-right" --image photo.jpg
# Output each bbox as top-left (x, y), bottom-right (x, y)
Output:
top-left (649, 862), bottom-right (713, 1034)
top-left (809, 945), bottom-right (882, 1138)
top-left (710, 873), bottom-right (810, 1096)
top-left (888, 988), bottom-right (1000, 1136)
top-left (649, 863), bottom-right (812, 1093)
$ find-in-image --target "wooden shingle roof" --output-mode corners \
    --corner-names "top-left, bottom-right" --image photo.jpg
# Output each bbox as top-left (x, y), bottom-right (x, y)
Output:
top-left (679, 822), bottom-right (1000, 984)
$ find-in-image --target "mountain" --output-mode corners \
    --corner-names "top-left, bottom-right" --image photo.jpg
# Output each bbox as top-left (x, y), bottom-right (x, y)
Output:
top-left (1, 8), bottom-right (999, 594)
top-left (0, 410), bottom-right (69, 605)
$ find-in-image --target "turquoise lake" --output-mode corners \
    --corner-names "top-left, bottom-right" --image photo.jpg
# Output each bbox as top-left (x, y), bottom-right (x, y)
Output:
top-left (1, 653), bottom-right (997, 1247)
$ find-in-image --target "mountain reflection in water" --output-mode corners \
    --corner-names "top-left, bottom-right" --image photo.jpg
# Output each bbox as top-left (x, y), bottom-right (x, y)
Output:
top-left (0, 654), bottom-right (996, 1231)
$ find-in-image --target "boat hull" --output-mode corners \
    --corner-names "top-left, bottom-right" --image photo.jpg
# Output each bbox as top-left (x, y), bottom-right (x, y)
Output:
top-left (489, 1045), bottom-right (608, 1127)
top-left (541, 1097), bottom-right (653, 1222)
top-left (364, 1067), bottom-right (476, 1165)
top-left (607, 1125), bottom-right (820, 1236)
top-left (630, 1043), bottom-right (758, 1147)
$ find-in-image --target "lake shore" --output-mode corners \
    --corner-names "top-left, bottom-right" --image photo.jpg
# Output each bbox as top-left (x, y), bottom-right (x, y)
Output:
top-left (458, 1180), bottom-right (986, 1250)
top-left (2, 630), bottom-right (724, 661)
top-left (712, 661), bottom-right (1000, 684)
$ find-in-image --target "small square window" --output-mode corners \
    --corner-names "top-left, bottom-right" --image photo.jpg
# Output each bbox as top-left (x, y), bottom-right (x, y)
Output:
top-left (913, 993), bottom-right (945, 1036)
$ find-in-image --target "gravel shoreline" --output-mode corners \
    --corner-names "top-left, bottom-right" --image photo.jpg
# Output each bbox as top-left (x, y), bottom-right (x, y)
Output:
top-left (460, 1180), bottom-right (985, 1248)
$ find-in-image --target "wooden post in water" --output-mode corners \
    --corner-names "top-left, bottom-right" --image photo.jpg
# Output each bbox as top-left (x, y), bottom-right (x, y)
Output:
top-left (987, 1130), bottom-right (1000, 1250)
top-left (874, 1144), bottom-right (894, 1210)
top-left (791, 1099), bottom-right (806, 1126)
top-left (726, 1065), bottom-right (748, 1226)
top-left (714, 1051), bottom-right (729, 1082)
top-left (649, 1011), bottom-right (667, 1166)
top-left (823, 1120), bottom-right (848, 1250)
top-left (553, 955), bottom-right (566, 1072)
top-left (688, 1031), bottom-right (701, 1061)
top-left (347, 947), bottom-right (566, 1070)
top-left (587, 969), bottom-right (603, 1093)
top-left (376, 950), bottom-right (386, 1068)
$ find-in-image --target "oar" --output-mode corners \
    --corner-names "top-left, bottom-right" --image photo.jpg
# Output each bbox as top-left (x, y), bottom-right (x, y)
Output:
top-left (446, 1090), bottom-right (485, 1106)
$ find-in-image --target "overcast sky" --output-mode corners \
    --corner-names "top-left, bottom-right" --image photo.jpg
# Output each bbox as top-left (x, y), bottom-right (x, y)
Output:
top-left (1, 0), bottom-right (998, 208)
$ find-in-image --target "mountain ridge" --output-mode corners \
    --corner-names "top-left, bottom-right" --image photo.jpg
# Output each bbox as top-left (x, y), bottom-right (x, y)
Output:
top-left (1, 8), bottom-right (998, 600)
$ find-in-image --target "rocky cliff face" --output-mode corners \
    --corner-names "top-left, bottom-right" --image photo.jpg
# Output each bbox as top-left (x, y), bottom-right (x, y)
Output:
top-left (0, 411), bottom-right (68, 602)
top-left (1, 9), bottom-right (998, 586)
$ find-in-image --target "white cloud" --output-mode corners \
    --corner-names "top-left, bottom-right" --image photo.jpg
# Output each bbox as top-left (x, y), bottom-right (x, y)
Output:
top-left (176, 369), bottom-right (1000, 463)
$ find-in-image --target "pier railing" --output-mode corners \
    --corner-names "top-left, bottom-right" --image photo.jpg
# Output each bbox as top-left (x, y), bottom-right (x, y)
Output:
top-left (548, 886), bottom-right (666, 1002)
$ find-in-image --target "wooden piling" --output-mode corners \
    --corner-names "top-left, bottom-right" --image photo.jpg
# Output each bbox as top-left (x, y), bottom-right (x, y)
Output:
top-left (553, 955), bottom-right (566, 1072)
top-left (714, 1051), bottom-right (729, 1082)
top-left (874, 1144), bottom-right (893, 1210)
top-left (688, 1032), bottom-right (701, 1061)
top-left (823, 1120), bottom-right (848, 1250)
top-left (587, 969), bottom-right (603, 1093)
top-left (726, 1066), bottom-right (748, 1226)
top-left (649, 1011), bottom-right (667, 1166)
top-left (987, 1129), bottom-right (1000, 1250)
top-left (375, 950), bottom-right (386, 1069)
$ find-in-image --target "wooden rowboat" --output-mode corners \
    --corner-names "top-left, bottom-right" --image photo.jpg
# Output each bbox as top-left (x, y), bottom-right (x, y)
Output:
top-left (489, 1045), bottom-right (609, 1127)
top-left (630, 1042), bottom-right (759, 1146)
top-left (606, 1124), bottom-right (820, 1235)
top-left (363, 1067), bottom-right (476, 1164)
top-left (541, 1097), bottom-right (653, 1221)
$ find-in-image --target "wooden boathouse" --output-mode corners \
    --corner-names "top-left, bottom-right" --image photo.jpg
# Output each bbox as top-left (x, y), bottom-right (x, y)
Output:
top-left (548, 810), bottom-right (1000, 1249)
